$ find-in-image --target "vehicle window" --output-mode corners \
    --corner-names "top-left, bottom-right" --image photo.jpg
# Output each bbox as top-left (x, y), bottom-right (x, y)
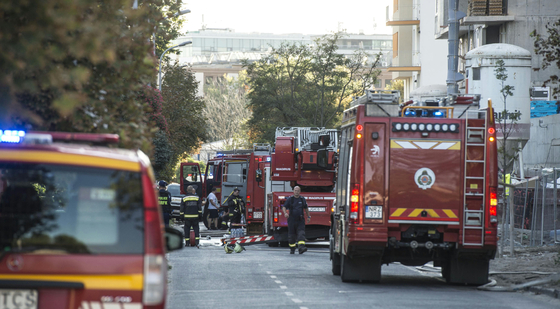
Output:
top-left (0, 163), bottom-right (144, 254)
top-left (183, 165), bottom-right (200, 182)
top-left (223, 162), bottom-right (245, 183)
top-left (167, 185), bottom-right (181, 196)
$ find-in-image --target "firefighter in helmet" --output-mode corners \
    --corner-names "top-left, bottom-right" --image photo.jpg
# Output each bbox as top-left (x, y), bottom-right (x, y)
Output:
top-left (223, 188), bottom-right (245, 231)
top-left (180, 185), bottom-right (202, 247)
top-left (157, 180), bottom-right (172, 226)
top-left (282, 186), bottom-right (311, 254)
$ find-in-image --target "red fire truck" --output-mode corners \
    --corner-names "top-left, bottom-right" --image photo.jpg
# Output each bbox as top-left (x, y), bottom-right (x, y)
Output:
top-left (328, 91), bottom-right (498, 285)
top-left (180, 144), bottom-right (271, 233)
top-left (262, 127), bottom-right (338, 245)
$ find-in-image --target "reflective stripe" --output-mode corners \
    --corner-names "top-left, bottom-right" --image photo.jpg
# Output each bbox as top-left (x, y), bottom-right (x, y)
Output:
top-left (183, 196), bottom-right (199, 202)
top-left (0, 274), bottom-right (142, 290)
top-left (297, 241), bottom-right (305, 245)
top-left (184, 214), bottom-right (198, 218)
top-left (289, 243), bottom-right (296, 247)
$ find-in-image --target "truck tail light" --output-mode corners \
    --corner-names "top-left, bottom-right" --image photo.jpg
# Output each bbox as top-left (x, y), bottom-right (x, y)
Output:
top-left (489, 187), bottom-right (497, 223)
top-left (248, 207), bottom-right (253, 219)
top-left (350, 184), bottom-right (360, 223)
top-left (141, 172), bottom-right (166, 307)
top-left (274, 211), bottom-right (278, 223)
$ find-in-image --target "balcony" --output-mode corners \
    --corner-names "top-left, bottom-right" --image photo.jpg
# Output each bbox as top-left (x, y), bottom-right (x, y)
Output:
top-left (386, 2), bottom-right (420, 27)
top-left (386, 50), bottom-right (421, 72)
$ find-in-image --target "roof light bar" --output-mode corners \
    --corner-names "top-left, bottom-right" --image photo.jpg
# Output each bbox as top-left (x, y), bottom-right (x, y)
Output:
top-left (0, 130), bottom-right (26, 143)
top-left (391, 123), bottom-right (460, 133)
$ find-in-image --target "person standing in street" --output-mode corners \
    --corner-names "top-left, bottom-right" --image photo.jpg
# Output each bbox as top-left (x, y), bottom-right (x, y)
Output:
top-left (282, 186), bottom-right (311, 254)
top-left (207, 187), bottom-right (219, 230)
top-left (158, 180), bottom-right (172, 226)
top-left (181, 185), bottom-right (202, 247)
top-left (224, 188), bottom-right (245, 231)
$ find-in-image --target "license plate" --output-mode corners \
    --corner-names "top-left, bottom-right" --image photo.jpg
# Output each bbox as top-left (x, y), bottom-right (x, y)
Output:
top-left (308, 207), bottom-right (325, 212)
top-left (253, 212), bottom-right (263, 219)
top-left (365, 205), bottom-right (383, 219)
top-left (0, 289), bottom-right (38, 309)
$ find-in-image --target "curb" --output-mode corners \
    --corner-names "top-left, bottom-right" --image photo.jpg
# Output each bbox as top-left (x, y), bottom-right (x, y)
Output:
top-left (526, 286), bottom-right (560, 299)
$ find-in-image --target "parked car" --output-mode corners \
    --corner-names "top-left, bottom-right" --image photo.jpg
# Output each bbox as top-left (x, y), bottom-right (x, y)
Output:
top-left (167, 183), bottom-right (184, 221)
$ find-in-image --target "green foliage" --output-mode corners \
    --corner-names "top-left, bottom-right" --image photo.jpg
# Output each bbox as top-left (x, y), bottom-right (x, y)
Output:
top-left (0, 0), bottom-right (184, 153)
top-left (203, 74), bottom-right (251, 147)
top-left (158, 62), bottom-right (207, 180)
top-left (173, 156), bottom-right (206, 182)
top-left (531, 19), bottom-right (560, 99)
top-left (385, 79), bottom-right (404, 103)
top-left (243, 32), bottom-right (382, 144)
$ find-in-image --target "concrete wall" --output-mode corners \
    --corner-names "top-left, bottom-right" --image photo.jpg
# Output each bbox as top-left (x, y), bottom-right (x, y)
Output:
top-left (522, 113), bottom-right (560, 176)
top-left (418, 0), bottom-right (448, 87)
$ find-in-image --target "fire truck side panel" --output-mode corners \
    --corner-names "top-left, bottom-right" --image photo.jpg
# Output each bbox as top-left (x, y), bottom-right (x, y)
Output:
top-left (363, 122), bottom-right (388, 226)
top-left (271, 137), bottom-right (295, 181)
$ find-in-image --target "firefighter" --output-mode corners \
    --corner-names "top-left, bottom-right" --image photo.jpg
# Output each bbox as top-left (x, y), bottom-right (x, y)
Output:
top-left (180, 185), bottom-right (202, 247)
top-left (223, 188), bottom-right (245, 232)
top-left (157, 180), bottom-right (172, 226)
top-left (282, 186), bottom-right (311, 254)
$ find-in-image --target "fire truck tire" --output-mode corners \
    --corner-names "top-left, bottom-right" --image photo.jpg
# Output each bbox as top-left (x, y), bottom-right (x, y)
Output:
top-left (340, 254), bottom-right (381, 283)
top-left (331, 252), bottom-right (341, 276)
top-left (447, 257), bottom-right (489, 285)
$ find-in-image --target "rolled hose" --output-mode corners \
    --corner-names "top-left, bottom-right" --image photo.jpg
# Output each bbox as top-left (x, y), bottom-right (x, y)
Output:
top-left (477, 273), bottom-right (560, 292)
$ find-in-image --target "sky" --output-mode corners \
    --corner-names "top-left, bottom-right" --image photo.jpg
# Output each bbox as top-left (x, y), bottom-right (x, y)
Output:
top-left (181, 0), bottom-right (392, 35)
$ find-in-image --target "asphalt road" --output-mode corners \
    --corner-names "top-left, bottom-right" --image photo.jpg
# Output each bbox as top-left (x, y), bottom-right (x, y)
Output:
top-left (165, 235), bottom-right (560, 309)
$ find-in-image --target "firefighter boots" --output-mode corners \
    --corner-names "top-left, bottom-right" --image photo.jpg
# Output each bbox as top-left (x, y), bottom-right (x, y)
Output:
top-left (298, 245), bottom-right (307, 254)
top-left (290, 248), bottom-right (295, 254)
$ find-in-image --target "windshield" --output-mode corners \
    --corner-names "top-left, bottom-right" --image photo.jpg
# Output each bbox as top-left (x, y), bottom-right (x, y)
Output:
top-left (167, 184), bottom-right (181, 196)
top-left (0, 163), bottom-right (144, 254)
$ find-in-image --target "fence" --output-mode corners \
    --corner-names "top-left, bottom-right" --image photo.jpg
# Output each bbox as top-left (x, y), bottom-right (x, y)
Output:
top-left (500, 168), bottom-right (559, 252)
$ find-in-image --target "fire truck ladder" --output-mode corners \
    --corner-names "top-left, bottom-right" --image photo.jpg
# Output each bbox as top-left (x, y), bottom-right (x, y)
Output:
top-left (463, 109), bottom-right (488, 246)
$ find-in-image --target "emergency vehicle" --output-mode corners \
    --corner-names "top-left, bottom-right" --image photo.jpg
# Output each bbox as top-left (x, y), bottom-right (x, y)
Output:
top-left (263, 127), bottom-right (338, 245)
top-left (328, 90), bottom-right (498, 284)
top-left (180, 144), bottom-right (271, 233)
top-left (0, 130), bottom-right (183, 309)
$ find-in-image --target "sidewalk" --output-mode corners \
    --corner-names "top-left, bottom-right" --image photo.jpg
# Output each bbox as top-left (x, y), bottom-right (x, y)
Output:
top-left (488, 245), bottom-right (560, 298)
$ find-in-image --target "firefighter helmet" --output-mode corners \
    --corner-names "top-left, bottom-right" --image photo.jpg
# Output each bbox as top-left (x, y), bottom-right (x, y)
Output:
top-left (225, 244), bottom-right (234, 254)
top-left (234, 243), bottom-right (245, 253)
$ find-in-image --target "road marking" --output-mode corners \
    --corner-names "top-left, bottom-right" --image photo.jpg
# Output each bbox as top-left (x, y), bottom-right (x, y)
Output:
top-left (300, 307), bottom-right (309, 309)
top-left (285, 292), bottom-right (293, 296)
top-left (275, 280), bottom-right (282, 284)
top-left (292, 299), bottom-right (302, 303)
top-left (266, 271), bottom-right (272, 274)
top-left (280, 286), bottom-right (287, 289)
top-left (270, 275), bottom-right (277, 278)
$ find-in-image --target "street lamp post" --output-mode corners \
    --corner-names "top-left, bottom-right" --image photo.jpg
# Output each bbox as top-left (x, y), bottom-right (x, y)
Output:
top-left (158, 41), bottom-right (192, 91)
top-left (153, 9), bottom-right (191, 56)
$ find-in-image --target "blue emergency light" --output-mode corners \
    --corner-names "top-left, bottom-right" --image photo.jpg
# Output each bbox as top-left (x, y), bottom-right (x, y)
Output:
top-left (0, 130), bottom-right (26, 143)
top-left (433, 111), bottom-right (444, 117)
top-left (266, 156), bottom-right (271, 162)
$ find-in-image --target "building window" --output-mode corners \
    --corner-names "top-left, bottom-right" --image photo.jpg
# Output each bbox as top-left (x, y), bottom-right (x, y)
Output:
top-left (472, 68), bottom-right (480, 81)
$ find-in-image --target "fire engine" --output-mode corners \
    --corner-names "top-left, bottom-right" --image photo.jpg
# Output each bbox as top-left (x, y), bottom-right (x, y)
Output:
top-left (180, 144), bottom-right (271, 233)
top-left (328, 90), bottom-right (498, 284)
top-left (262, 127), bottom-right (338, 245)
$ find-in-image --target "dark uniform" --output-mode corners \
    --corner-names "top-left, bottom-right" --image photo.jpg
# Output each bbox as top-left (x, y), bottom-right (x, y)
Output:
top-left (223, 192), bottom-right (245, 230)
top-left (158, 188), bottom-right (172, 226)
top-left (283, 195), bottom-right (308, 254)
top-left (181, 192), bottom-right (202, 246)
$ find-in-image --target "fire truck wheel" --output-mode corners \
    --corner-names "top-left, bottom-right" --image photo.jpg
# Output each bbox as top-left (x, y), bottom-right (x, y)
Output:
top-left (331, 252), bottom-right (341, 276)
top-left (447, 257), bottom-right (489, 285)
top-left (341, 254), bottom-right (381, 283)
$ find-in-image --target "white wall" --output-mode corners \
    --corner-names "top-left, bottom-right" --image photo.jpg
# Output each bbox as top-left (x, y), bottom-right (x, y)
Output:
top-left (418, 0), bottom-right (448, 87)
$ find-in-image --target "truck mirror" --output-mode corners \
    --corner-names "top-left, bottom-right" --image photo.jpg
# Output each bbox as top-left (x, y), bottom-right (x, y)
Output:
top-left (256, 169), bottom-right (263, 183)
top-left (317, 149), bottom-right (328, 169)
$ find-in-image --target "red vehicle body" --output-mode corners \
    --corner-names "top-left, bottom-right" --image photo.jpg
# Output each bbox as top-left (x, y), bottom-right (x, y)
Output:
top-left (329, 91), bottom-right (498, 285)
top-left (0, 131), bottom-right (182, 309)
top-left (180, 145), bottom-right (271, 233)
top-left (263, 128), bottom-right (338, 244)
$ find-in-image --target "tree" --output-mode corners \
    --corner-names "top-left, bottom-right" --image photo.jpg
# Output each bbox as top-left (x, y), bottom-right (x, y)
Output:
top-left (158, 62), bottom-right (207, 180)
top-left (494, 59), bottom-right (520, 257)
top-left (531, 19), bottom-right (560, 99)
top-left (203, 74), bottom-right (252, 148)
top-left (243, 32), bottom-right (382, 144)
top-left (0, 0), bottom-right (185, 152)
top-left (385, 79), bottom-right (404, 104)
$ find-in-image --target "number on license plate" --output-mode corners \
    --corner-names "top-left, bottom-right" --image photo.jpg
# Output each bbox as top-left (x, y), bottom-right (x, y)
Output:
top-left (253, 212), bottom-right (262, 219)
top-left (0, 289), bottom-right (38, 309)
top-left (308, 207), bottom-right (325, 212)
top-left (365, 205), bottom-right (383, 219)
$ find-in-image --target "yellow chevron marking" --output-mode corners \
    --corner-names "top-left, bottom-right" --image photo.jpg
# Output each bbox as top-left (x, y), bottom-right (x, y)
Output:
top-left (390, 208), bottom-right (407, 217)
top-left (443, 209), bottom-right (458, 218)
top-left (426, 209), bottom-right (440, 218)
top-left (390, 140), bottom-right (403, 149)
top-left (408, 209), bottom-right (423, 217)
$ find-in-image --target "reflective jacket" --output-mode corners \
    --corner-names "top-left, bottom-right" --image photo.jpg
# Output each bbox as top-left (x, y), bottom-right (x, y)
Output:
top-left (283, 195), bottom-right (308, 218)
top-left (225, 195), bottom-right (245, 217)
top-left (158, 189), bottom-right (172, 212)
top-left (181, 193), bottom-right (202, 219)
